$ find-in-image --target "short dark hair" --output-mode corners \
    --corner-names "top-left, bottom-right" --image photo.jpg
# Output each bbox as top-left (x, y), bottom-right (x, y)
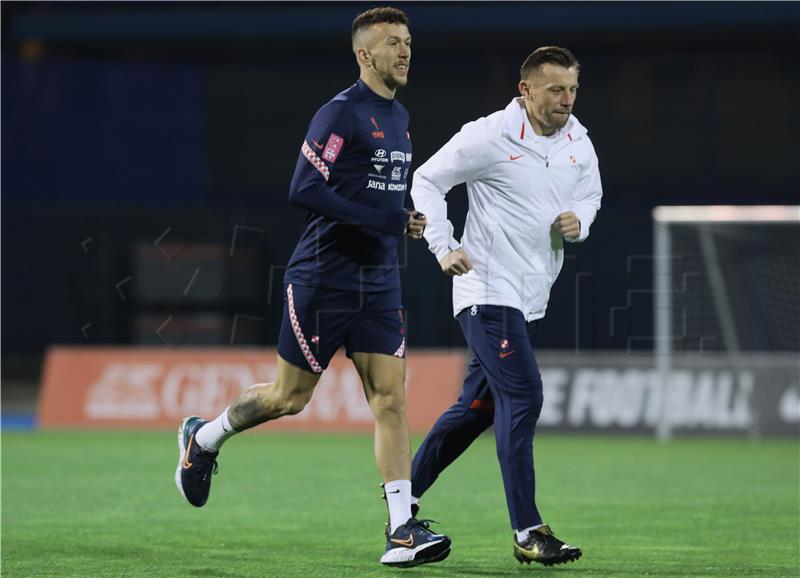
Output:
top-left (520, 46), bottom-right (580, 79)
top-left (352, 6), bottom-right (409, 40)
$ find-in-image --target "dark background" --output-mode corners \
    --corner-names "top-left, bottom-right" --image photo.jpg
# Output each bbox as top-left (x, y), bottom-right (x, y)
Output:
top-left (3, 2), bottom-right (799, 378)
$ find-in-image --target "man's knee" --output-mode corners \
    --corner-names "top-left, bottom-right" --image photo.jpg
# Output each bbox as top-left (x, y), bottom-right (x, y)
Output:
top-left (526, 389), bottom-right (544, 417)
top-left (241, 380), bottom-right (313, 420)
top-left (507, 373), bottom-right (543, 414)
top-left (368, 386), bottom-right (407, 419)
top-left (272, 384), bottom-right (314, 417)
top-left (268, 356), bottom-right (320, 417)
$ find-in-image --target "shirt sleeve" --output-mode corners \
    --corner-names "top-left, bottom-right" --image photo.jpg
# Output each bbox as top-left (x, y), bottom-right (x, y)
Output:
top-left (568, 139), bottom-right (603, 243)
top-left (410, 119), bottom-right (489, 261)
top-left (288, 100), bottom-right (409, 236)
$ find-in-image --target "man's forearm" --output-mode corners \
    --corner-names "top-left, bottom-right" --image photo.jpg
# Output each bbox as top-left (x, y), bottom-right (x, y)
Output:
top-left (289, 182), bottom-right (408, 235)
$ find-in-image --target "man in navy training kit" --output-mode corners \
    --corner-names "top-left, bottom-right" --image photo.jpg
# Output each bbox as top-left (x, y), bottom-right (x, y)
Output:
top-left (175, 7), bottom-right (451, 568)
top-left (409, 46), bottom-right (603, 567)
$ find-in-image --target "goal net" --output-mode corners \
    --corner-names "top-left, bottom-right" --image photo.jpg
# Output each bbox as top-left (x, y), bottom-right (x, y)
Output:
top-left (653, 205), bottom-right (800, 439)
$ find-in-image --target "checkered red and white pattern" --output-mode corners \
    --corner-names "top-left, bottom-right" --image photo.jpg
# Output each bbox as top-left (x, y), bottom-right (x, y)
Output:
top-left (286, 283), bottom-right (323, 373)
top-left (393, 337), bottom-right (406, 358)
top-left (301, 141), bottom-right (330, 182)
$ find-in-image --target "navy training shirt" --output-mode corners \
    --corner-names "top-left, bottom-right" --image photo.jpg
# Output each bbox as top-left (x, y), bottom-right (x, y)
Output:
top-left (284, 80), bottom-right (412, 292)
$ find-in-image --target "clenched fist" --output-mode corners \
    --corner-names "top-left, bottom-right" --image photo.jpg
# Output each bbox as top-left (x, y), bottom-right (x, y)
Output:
top-left (551, 211), bottom-right (581, 241)
top-left (406, 211), bottom-right (427, 240)
top-left (439, 248), bottom-right (473, 276)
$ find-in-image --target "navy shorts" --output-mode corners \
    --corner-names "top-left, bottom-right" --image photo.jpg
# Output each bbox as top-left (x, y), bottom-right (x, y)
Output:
top-left (277, 283), bottom-right (406, 373)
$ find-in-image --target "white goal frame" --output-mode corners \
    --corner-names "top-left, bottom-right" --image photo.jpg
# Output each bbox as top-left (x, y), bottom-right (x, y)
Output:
top-left (652, 205), bottom-right (800, 440)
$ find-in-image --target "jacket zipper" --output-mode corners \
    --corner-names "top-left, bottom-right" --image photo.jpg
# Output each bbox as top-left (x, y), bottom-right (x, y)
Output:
top-left (545, 136), bottom-right (574, 168)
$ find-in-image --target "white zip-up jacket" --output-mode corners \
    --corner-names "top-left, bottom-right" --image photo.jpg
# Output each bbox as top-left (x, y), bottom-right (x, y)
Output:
top-left (411, 98), bottom-right (603, 321)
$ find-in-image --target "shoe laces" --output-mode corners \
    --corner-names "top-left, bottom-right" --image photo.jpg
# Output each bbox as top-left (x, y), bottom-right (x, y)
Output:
top-left (407, 518), bottom-right (439, 533)
top-left (525, 528), bottom-right (563, 549)
top-left (196, 451), bottom-right (219, 481)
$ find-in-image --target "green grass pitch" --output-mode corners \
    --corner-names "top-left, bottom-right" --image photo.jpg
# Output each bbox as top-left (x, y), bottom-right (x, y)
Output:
top-left (2, 431), bottom-right (798, 577)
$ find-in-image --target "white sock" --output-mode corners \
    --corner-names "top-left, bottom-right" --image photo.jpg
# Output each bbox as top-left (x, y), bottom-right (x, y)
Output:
top-left (516, 524), bottom-right (544, 542)
top-left (384, 480), bottom-right (412, 533)
top-left (195, 407), bottom-right (238, 452)
top-left (411, 495), bottom-right (420, 508)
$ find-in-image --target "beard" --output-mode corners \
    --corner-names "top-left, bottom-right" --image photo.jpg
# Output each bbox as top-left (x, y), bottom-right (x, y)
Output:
top-left (381, 69), bottom-right (407, 90)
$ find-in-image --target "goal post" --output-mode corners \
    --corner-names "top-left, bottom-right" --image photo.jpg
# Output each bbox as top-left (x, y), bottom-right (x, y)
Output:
top-left (653, 205), bottom-right (800, 440)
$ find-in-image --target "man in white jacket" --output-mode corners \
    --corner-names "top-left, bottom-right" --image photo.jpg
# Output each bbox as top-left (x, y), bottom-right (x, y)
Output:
top-left (409, 46), bottom-right (601, 567)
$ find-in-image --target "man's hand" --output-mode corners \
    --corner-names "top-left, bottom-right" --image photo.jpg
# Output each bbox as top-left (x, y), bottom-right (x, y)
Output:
top-left (552, 211), bottom-right (581, 241)
top-left (439, 248), bottom-right (473, 276)
top-left (406, 211), bottom-right (427, 240)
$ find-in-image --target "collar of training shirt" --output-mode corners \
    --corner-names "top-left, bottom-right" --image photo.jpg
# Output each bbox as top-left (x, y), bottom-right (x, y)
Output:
top-left (502, 97), bottom-right (587, 155)
top-left (354, 79), bottom-right (397, 104)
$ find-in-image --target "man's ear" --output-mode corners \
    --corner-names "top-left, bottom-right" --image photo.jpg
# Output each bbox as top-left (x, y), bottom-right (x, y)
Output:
top-left (355, 46), bottom-right (372, 68)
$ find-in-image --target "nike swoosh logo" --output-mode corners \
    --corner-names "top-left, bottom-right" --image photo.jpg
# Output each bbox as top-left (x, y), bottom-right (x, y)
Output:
top-left (499, 351), bottom-right (515, 358)
top-left (390, 535), bottom-right (414, 547)
top-left (183, 435), bottom-right (194, 469)
top-left (311, 139), bottom-right (324, 150)
top-left (509, 154), bottom-right (524, 161)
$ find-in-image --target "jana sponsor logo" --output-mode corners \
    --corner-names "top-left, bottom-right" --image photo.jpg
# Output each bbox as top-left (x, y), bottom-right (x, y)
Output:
top-left (367, 180), bottom-right (406, 191)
